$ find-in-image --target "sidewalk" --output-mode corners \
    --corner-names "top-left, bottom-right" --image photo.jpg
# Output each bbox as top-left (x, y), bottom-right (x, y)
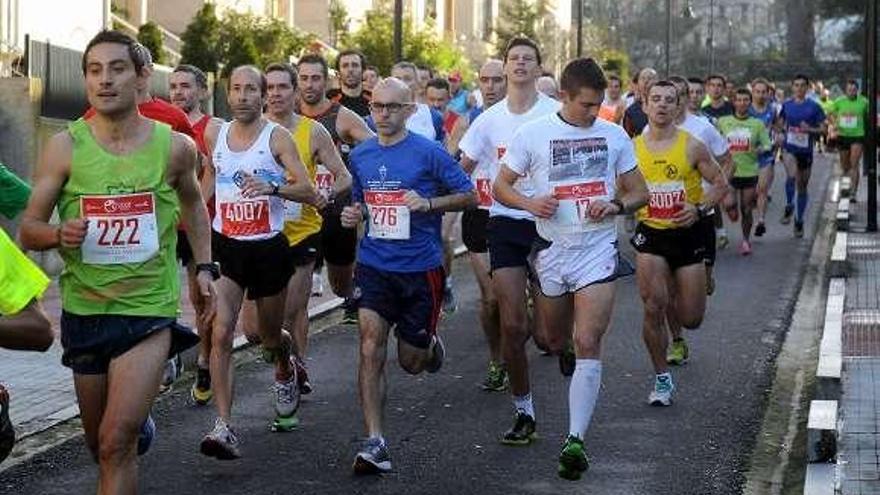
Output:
top-left (0, 267), bottom-right (342, 439)
top-left (837, 181), bottom-right (880, 494)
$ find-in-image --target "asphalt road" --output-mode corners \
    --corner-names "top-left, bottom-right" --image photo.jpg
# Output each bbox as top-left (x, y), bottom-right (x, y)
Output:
top-left (0, 161), bottom-right (831, 495)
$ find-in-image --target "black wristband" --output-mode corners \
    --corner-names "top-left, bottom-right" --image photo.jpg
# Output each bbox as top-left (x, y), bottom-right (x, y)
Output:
top-left (610, 198), bottom-right (625, 215)
top-left (196, 262), bottom-right (221, 281)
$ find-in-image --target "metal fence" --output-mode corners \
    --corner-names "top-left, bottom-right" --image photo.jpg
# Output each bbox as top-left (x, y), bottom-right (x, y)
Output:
top-left (26, 36), bottom-right (172, 121)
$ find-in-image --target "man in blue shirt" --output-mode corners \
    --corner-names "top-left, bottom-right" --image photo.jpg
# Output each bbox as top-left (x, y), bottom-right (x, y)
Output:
top-left (776, 74), bottom-right (826, 237)
top-left (341, 77), bottom-right (477, 475)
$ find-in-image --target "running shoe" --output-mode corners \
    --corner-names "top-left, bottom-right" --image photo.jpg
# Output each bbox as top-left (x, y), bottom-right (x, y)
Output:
top-left (0, 384), bottom-right (14, 465)
top-left (442, 283), bottom-right (458, 316)
top-left (295, 358), bottom-right (313, 395)
top-left (353, 437), bottom-right (392, 474)
top-left (559, 342), bottom-right (576, 377)
top-left (273, 369), bottom-right (301, 419)
top-left (137, 414), bottom-right (156, 456)
top-left (191, 366), bottom-right (213, 406)
top-left (501, 411), bottom-right (537, 445)
top-left (341, 298), bottom-right (358, 325)
top-left (481, 361), bottom-right (508, 392)
top-left (794, 221), bottom-right (804, 239)
top-left (160, 354), bottom-right (183, 393)
top-left (781, 205), bottom-right (794, 224)
top-left (200, 418), bottom-right (241, 460)
top-left (716, 232), bottom-right (729, 250)
top-left (754, 222), bottom-right (766, 237)
top-left (666, 339), bottom-right (689, 366)
top-left (425, 335), bottom-right (445, 373)
top-left (557, 435), bottom-right (589, 481)
top-left (648, 374), bottom-right (675, 407)
top-left (739, 240), bottom-right (752, 256)
top-left (311, 273), bottom-right (323, 297)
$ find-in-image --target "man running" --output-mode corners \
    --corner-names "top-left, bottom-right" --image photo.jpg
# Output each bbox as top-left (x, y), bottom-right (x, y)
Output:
top-left (449, 59), bottom-right (507, 391)
top-left (20, 30), bottom-right (213, 492)
top-left (199, 65), bottom-right (324, 456)
top-left (327, 49), bottom-right (371, 118)
top-left (362, 66), bottom-right (380, 93)
top-left (776, 74), bottom-right (826, 237)
top-left (701, 74), bottom-right (734, 125)
top-left (340, 77), bottom-right (476, 474)
top-left (623, 68), bottom-right (658, 137)
top-left (687, 77), bottom-right (706, 115)
top-left (459, 36), bottom-right (561, 444)
top-left (830, 79), bottom-right (869, 200)
top-left (598, 74), bottom-right (626, 124)
top-left (749, 77), bottom-right (780, 236)
top-left (297, 54), bottom-right (374, 323)
top-left (265, 62), bottom-right (351, 399)
top-left (632, 80), bottom-right (728, 406)
top-left (169, 63), bottom-right (224, 404)
top-left (717, 88), bottom-right (771, 255)
top-left (494, 58), bottom-right (648, 481)
top-left (425, 77), bottom-right (458, 136)
top-left (0, 163), bottom-right (54, 465)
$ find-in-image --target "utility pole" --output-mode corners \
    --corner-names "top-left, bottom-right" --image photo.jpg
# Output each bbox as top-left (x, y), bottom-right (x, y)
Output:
top-left (665, 0), bottom-right (672, 77)
top-left (576, 0), bottom-right (583, 57)
top-left (393, 0), bottom-right (403, 62)
top-left (867, 0), bottom-right (878, 231)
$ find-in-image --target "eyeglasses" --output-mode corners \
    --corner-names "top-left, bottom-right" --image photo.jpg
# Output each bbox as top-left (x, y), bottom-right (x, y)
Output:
top-left (369, 102), bottom-right (412, 114)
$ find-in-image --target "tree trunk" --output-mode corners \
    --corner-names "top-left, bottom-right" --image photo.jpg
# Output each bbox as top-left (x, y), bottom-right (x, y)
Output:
top-left (786, 0), bottom-right (816, 62)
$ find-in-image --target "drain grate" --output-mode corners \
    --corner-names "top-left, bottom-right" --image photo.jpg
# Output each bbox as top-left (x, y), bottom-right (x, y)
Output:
top-left (844, 310), bottom-right (880, 357)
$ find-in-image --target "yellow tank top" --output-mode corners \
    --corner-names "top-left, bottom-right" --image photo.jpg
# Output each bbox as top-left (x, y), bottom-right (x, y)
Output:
top-left (634, 129), bottom-right (703, 229)
top-left (282, 116), bottom-right (323, 246)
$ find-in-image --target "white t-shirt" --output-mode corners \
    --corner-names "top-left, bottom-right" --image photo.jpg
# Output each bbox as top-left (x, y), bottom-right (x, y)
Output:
top-left (643, 113), bottom-right (729, 158)
top-left (406, 103), bottom-right (437, 141)
top-left (458, 93), bottom-right (561, 220)
top-left (505, 114), bottom-right (637, 248)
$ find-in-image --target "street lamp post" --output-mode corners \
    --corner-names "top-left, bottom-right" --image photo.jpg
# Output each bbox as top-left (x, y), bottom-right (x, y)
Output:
top-left (708, 0), bottom-right (715, 74)
top-left (866, 0), bottom-right (878, 231)
top-left (665, 0), bottom-right (672, 77)
top-left (393, 0), bottom-right (403, 62)
top-left (576, 0), bottom-right (583, 57)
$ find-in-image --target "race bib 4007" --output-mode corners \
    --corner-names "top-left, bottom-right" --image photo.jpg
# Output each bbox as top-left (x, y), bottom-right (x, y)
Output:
top-left (80, 192), bottom-right (159, 265)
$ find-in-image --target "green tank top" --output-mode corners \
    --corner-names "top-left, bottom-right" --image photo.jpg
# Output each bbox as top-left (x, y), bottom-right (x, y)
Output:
top-left (58, 119), bottom-right (180, 316)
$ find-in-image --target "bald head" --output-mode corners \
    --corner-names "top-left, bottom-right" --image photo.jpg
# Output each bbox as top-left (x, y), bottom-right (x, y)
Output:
top-left (478, 59), bottom-right (506, 108)
top-left (374, 77), bottom-right (413, 103)
top-left (637, 68), bottom-right (658, 99)
top-left (480, 59), bottom-right (503, 76)
top-left (536, 76), bottom-right (558, 99)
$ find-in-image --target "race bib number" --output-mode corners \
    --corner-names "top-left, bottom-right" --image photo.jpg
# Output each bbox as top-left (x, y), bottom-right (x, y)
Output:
top-left (365, 190), bottom-right (410, 240)
top-left (839, 115), bottom-right (858, 129)
top-left (553, 181), bottom-right (610, 233)
top-left (726, 130), bottom-right (751, 152)
top-left (786, 128), bottom-right (809, 148)
top-left (476, 178), bottom-right (493, 208)
top-left (647, 181), bottom-right (686, 220)
top-left (80, 193), bottom-right (159, 265)
top-left (315, 164), bottom-right (334, 198)
top-left (219, 199), bottom-right (271, 237)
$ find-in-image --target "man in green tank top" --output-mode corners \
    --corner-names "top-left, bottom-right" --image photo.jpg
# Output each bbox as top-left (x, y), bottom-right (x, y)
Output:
top-left (831, 79), bottom-right (870, 199)
top-left (19, 31), bottom-right (216, 494)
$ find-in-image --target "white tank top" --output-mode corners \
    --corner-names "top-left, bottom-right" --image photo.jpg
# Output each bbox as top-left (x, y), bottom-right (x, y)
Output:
top-left (212, 120), bottom-right (287, 241)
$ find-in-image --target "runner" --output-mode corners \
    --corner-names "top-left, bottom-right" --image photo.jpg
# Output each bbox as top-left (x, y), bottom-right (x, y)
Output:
top-left (199, 65), bottom-right (324, 455)
top-left (362, 65), bottom-right (380, 93)
top-left (169, 63), bottom-right (224, 405)
top-left (458, 36), bottom-right (561, 444)
top-left (830, 79), bottom-right (869, 200)
top-left (340, 77), bottom-right (476, 474)
top-left (818, 88), bottom-right (836, 153)
top-left (536, 75), bottom-right (559, 99)
top-left (0, 162), bottom-right (53, 465)
top-left (416, 64), bottom-right (433, 103)
top-left (19, 30), bottom-right (212, 491)
top-left (717, 88), bottom-right (771, 255)
top-left (447, 70), bottom-right (471, 115)
top-left (597, 74), bottom-right (626, 124)
top-left (425, 77), bottom-right (458, 136)
top-left (749, 77), bottom-right (780, 236)
top-left (265, 62), bottom-right (351, 400)
top-left (631, 80), bottom-right (728, 406)
top-left (701, 74), bottom-right (734, 125)
top-left (452, 59), bottom-right (507, 391)
top-left (776, 74), bottom-right (826, 237)
top-left (494, 57), bottom-right (648, 480)
top-left (623, 68), bottom-right (658, 138)
top-left (297, 54), bottom-right (374, 323)
top-left (327, 49), bottom-right (371, 118)
top-left (687, 77), bottom-right (706, 115)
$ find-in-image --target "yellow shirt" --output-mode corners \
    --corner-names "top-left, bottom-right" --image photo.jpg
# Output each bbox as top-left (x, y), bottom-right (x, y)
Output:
top-left (634, 129), bottom-right (703, 229)
top-left (282, 116), bottom-right (323, 246)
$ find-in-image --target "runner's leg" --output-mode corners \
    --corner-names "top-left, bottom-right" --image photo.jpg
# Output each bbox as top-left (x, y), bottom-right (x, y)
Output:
top-left (357, 308), bottom-right (390, 438)
top-left (470, 252), bottom-right (501, 363)
top-left (285, 261), bottom-right (316, 362)
top-left (849, 143), bottom-right (863, 198)
top-left (637, 253), bottom-right (672, 373)
top-left (257, 291), bottom-right (293, 380)
top-left (0, 300), bottom-right (52, 351)
top-left (494, 267), bottom-right (532, 399)
top-left (741, 186), bottom-right (757, 243)
top-left (73, 374), bottom-right (108, 460)
top-left (211, 277), bottom-right (245, 422)
top-left (569, 281), bottom-right (615, 436)
top-left (672, 264), bottom-right (707, 329)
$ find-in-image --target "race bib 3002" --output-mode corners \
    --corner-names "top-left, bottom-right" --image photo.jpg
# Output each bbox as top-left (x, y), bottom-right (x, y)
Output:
top-left (647, 181), bottom-right (686, 220)
top-left (365, 190), bottom-right (410, 240)
top-left (80, 192), bottom-right (159, 265)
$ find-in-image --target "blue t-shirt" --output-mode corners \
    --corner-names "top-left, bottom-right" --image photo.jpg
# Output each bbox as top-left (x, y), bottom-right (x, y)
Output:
top-left (750, 103), bottom-right (778, 166)
top-left (779, 98), bottom-right (826, 155)
top-left (350, 132), bottom-right (474, 272)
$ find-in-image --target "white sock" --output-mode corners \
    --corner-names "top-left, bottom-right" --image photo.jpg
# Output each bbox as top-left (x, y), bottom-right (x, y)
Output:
top-left (513, 393), bottom-right (535, 419)
top-left (568, 359), bottom-right (602, 439)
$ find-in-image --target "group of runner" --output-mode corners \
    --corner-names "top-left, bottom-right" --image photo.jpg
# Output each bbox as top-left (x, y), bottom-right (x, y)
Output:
top-left (0, 27), bottom-right (869, 492)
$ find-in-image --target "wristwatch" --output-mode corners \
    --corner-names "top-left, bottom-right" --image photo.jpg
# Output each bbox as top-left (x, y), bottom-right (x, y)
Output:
top-left (696, 203), bottom-right (710, 219)
top-left (269, 180), bottom-right (281, 196)
top-left (609, 198), bottom-right (625, 215)
top-left (196, 262), bottom-right (221, 281)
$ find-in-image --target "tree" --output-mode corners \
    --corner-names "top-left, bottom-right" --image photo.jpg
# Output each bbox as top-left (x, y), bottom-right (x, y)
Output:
top-left (216, 12), bottom-right (315, 77)
top-left (329, 0), bottom-right (350, 47)
top-left (180, 3), bottom-right (220, 73)
top-left (494, 0), bottom-right (546, 53)
top-left (137, 21), bottom-right (165, 65)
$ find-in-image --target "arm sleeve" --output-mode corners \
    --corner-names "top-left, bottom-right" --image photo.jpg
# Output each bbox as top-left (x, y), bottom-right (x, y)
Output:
top-left (457, 118), bottom-right (485, 163)
top-left (0, 163), bottom-right (31, 219)
top-left (434, 145), bottom-right (474, 194)
top-left (708, 126), bottom-right (730, 156)
top-left (502, 129), bottom-right (531, 176)
top-left (615, 133), bottom-right (639, 175)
